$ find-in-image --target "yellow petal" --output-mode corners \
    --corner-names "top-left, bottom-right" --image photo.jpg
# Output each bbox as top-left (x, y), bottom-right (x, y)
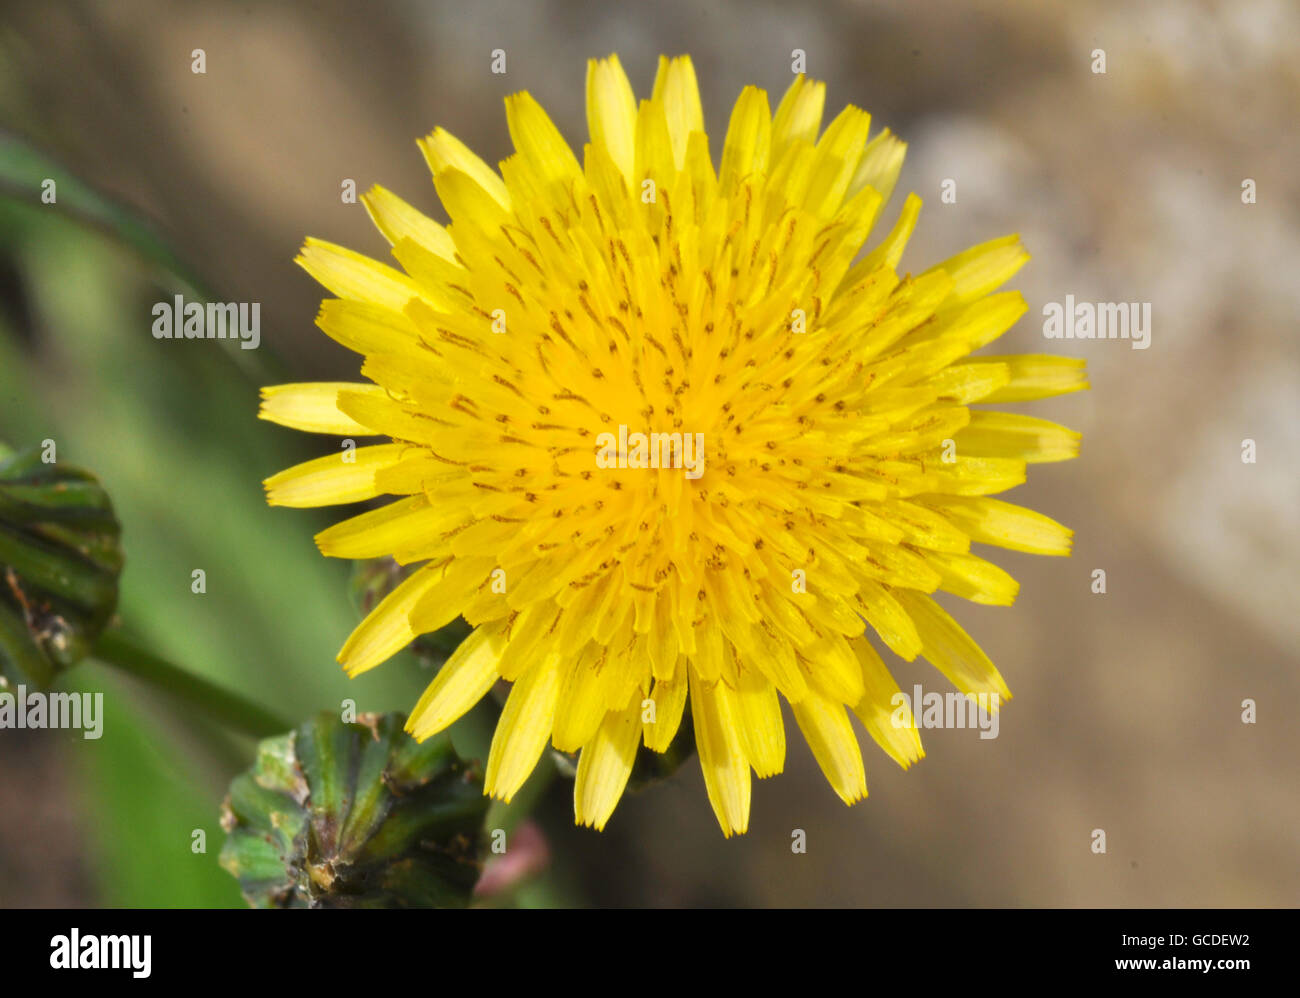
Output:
top-left (923, 359), bottom-right (1011, 404)
top-left (390, 236), bottom-right (465, 310)
top-left (551, 647), bottom-right (607, 752)
top-left (646, 593), bottom-right (679, 680)
top-left (315, 495), bottom-right (444, 559)
top-left (418, 126), bottom-right (511, 210)
top-left (681, 129), bottom-right (718, 210)
top-left (373, 449), bottom-right (457, 497)
top-left (852, 581), bottom-right (923, 661)
top-left (315, 299), bottom-right (420, 355)
top-left (847, 127), bottom-right (907, 205)
top-left (258, 383), bottom-right (381, 435)
top-left (264, 443), bottom-right (405, 508)
top-left (432, 168), bottom-right (514, 246)
top-left (633, 96), bottom-right (676, 185)
top-left (733, 667), bottom-right (785, 778)
top-left (334, 386), bottom-right (441, 447)
top-left (586, 55), bottom-right (637, 181)
top-left (878, 499), bottom-right (972, 554)
top-left (791, 687), bottom-right (867, 804)
top-left (718, 85), bottom-right (771, 196)
top-left (338, 562), bottom-right (445, 678)
top-left (919, 496), bottom-right (1074, 556)
top-left (857, 191), bottom-right (921, 274)
top-left (928, 234), bottom-right (1029, 304)
top-left (923, 549), bottom-right (1020, 606)
top-left (406, 557), bottom-right (496, 634)
top-left (650, 55), bottom-right (703, 168)
top-left (295, 237), bottom-right (421, 312)
top-left (360, 184), bottom-right (458, 262)
top-left (892, 589), bottom-right (1011, 700)
top-left (748, 619), bottom-right (808, 702)
top-left (804, 104), bottom-right (872, 217)
top-left (771, 74), bottom-right (825, 160)
top-left (963, 354), bottom-right (1089, 403)
top-left (505, 91), bottom-right (582, 185)
top-left (486, 655), bottom-right (562, 801)
top-left (933, 291), bottom-right (1029, 352)
top-left (802, 632), bottom-right (866, 705)
top-left (849, 636), bottom-right (924, 769)
top-left (956, 411), bottom-right (1081, 463)
top-left (574, 701), bottom-right (641, 830)
top-left (926, 454), bottom-right (1026, 496)
top-left (690, 669), bottom-right (751, 837)
top-left (690, 616), bottom-right (725, 683)
top-left (406, 625), bottom-right (504, 740)
top-left (642, 672), bottom-right (688, 752)
top-left (496, 603), bottom-right (561, 682)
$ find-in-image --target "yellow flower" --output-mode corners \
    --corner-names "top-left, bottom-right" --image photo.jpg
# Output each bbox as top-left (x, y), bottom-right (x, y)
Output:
top-left (261, 55), bottom-right (1086, 837)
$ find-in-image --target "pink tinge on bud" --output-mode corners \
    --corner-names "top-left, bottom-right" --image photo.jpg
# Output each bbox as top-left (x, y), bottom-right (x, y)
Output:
top-left (473, 819), bottom-right (551, 898)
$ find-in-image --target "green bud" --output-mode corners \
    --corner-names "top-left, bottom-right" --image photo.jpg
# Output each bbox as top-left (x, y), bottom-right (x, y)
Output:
top-left (0, 444), bottom-right (123, 689)
top-left (220, 711), bottom-right (489, 908)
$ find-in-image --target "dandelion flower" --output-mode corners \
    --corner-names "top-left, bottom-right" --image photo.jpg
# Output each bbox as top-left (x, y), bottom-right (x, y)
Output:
top-left (261, 55), bottom-right (1086, 836)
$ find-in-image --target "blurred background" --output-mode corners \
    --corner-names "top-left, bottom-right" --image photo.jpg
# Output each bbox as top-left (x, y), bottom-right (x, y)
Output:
top-left (0, 0), bottom-right (1296, 907)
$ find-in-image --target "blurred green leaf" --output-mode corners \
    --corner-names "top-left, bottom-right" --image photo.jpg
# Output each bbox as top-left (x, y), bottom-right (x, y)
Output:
top-left (70, 665), bottom-right (245, 908)
top-left (0, 130), bottom-right (200, 296)
top-left (0, 175), bottom-right (429, 906)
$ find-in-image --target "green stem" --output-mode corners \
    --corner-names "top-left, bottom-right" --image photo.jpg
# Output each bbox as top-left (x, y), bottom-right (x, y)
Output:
top-left (92, 629), bottom-right (289, 738)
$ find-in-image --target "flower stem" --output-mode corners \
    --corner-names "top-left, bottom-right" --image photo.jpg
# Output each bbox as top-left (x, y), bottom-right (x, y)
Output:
top-left (92, 629), bottom-right (289, 738)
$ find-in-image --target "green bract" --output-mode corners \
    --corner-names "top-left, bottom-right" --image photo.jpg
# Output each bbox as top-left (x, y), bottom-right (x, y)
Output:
top-left (220, 711), bottom-right (489, 908)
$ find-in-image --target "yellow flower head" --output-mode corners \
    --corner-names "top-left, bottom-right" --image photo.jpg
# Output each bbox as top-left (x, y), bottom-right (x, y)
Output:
top-left (261, 55), bottom-right (1086, 836)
